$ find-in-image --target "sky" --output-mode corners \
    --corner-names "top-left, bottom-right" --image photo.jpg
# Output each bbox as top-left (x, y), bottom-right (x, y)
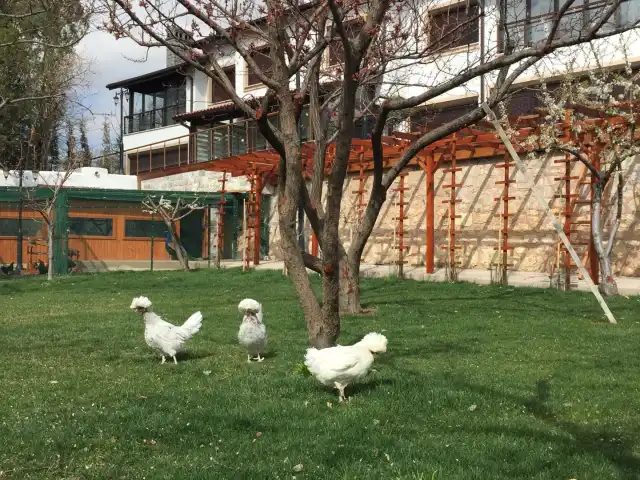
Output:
top-left (76, 29), bottom-right (166, 151)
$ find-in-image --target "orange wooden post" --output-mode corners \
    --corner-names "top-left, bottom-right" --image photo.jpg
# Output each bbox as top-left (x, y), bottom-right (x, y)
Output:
top-left (425, 154), bottom-right (435, 273)
top-left (394, 173), bottom-right (409, 278)
top-left (311, 232), bottom-right (318, 257)
top-left (253, 173), bottom-right (262, 266)
top-left (216, 171), bottom-right (227, 268)
top-left (440, 134), bottom-right (462, 279)
top-left (494, 152), bottom-right (516, 283)
top-left (244, 171), bottom-right (255, 271)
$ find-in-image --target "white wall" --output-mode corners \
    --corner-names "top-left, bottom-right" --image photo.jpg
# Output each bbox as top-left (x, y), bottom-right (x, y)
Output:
top-left (192, 68), bottom-right (211, 111)
top-left (1, 168), bottom-right (139, 190)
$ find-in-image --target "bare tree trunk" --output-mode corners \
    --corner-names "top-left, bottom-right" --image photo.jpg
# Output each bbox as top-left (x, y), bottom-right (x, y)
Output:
top-left (592, 183), bottom-right (619, 296)
top-left (47, 222), bottom-right (54, 281)
top-left (163, 218), bottom-right (189, 271)
top-left (172, 230), bottom-right (190, 271)
top-left (276, 103), bottom-right (336, 348)
top-left (339, 255), bottom-right (361, 314)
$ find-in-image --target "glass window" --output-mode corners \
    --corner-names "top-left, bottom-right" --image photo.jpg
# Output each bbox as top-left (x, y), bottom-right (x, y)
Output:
top-left (155, 92), bottom-right (165, 110)
top-left (248, 49), bottom-right (273, 86)
top-left (143, 94), bottom-right (155, 113)
top-left (133, 92), bottom-right (144, 114)
top-left (68, 218), bottom-right (113, 236)
top-left (621, 0), bottom-right (640, 27)
top-left (500, 0), bottom-right (628, 50)
top-left (124, 219), bottom-right (168, 238)
top-left (530, 0), bottom-right (554, 17)
top-left (0, 218), bottom-right (43, 237)
top-left (504, 0), bottom-right (526, 23)
top-left (429, 2), bottom-right (480, 50)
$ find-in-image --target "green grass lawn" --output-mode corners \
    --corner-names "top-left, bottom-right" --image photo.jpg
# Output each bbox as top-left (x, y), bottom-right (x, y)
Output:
top-left (1, 269), bottom-right (640, 479)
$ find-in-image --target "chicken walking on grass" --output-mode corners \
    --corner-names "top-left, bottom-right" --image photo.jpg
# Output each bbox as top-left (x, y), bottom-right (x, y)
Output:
top-left (130, 296), bottom-right (203, 364)
top-left (237, 298), bottom-right (267, 362)
top-left (304, 332), bottom-right (388, 402)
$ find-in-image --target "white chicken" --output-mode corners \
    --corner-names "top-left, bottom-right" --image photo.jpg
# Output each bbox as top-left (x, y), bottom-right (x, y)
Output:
top-left (130, 296), bottom-right (203, 364)
top-left (304, 332), bottom-right (388, 402)
top-left (237, 298), bottom-right (267, 362)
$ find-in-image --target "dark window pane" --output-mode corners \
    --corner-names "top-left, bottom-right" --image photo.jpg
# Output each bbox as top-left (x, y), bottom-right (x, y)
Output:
top-left (212, 67), bottom-right (236, 103)
top-left (248, 49), bottom-right (273, 86)
top-left (68, 218), bottom-right (113, 236)
top-left (0, 218), bottom-right (44, 237)
top-left (124, 219), bottom-right (168, 238)
top-left (410, 99), bottom-right (478, 132)
top-left (429, 3), bottom-right (479, 51)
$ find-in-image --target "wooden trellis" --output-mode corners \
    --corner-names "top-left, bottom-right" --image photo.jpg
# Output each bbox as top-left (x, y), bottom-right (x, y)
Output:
top-left (131, 105), bottom-right (638, 283)
top-left (554, 152), bottom-right (592, 289)
top-left (440, 134), bottom-right (462, 281)
top-left (492, 152), bottom-right (517, 284)
top-left (393, 173), bottom-right (409, 278)
top-left (354, 153), bottom-right (368, 221)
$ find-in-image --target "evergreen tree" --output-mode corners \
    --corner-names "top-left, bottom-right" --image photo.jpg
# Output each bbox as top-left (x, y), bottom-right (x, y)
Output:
top-left (79, 117), bottom-right (91, 167)
top-left (66, 120), bottom-right (76, 167)
top-left (49, 123), bottom-right (60, 169)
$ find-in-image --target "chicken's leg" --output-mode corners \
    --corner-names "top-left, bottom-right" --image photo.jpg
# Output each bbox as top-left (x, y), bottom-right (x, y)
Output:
top-left (247, 354), bottom-right (252, 363)
top-left (256, 354), bottom-right (264, 362)
top-left (334, 382), bottom-right (347, 402)
top-left (172, 355), bottom-right (178, 364)
top-left (161, 356), bottom-right (166, 364)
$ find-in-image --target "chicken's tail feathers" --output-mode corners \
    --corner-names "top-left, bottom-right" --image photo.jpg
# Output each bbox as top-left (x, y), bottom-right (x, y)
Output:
top-left (181, 311), bottom-right (203, 336)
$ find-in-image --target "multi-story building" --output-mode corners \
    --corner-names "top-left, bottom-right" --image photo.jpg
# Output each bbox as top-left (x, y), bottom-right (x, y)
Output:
top-left (105, 1), bottom-right (640, 279)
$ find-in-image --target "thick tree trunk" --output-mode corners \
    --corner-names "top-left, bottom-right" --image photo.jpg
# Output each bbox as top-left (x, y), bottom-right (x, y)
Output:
top-left (599, 255), bottom-right (619, 296)
top-left (275, 100), bottom-right (338, 348)
top-left (339, 256), bottom-right (361, 314)
top-left (47, 223), bottom-right (54, 281)
top-left (168, 222), bottom-right (189, 271)
top-left (592, 183), bottom-right (619, 296)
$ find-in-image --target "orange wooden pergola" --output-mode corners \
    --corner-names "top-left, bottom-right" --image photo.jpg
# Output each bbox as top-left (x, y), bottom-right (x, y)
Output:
top-left (134, 109), bottom-right (639, 285)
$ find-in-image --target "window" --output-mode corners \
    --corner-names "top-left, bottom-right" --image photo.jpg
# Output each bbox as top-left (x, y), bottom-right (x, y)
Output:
top-left (212, 67), bottom-right (236, 103)
top-left (247, 49), bottom-right (273, 87)
top-left (0, 218), bottom-right (43, 237)
top-left (328, 18), bottom-right (365, 66)
top-left (68, 218), bottom-right (113, 236)
top-left (492, 81), bottom-right (560, 117)
top-left (499, 0), bottom-right (640, 51)
top-left (125, 219), bottom-right (168, 238)
top-left (125, 76), bottom-right (187, 134)
top-left (410, 99), bottom-right (478, 132)
top-left (429, 2), bottom-right (479, 51)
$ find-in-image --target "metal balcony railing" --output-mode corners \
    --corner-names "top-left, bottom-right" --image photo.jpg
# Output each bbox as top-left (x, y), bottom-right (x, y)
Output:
top-left (124, 104), bottom-right (187, 134)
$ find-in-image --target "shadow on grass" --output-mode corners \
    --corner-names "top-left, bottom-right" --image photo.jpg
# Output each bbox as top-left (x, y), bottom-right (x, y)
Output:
top-left (308, 378), bottom-right (394, 400)
top-left (449, 375), bottom-right (640, 479)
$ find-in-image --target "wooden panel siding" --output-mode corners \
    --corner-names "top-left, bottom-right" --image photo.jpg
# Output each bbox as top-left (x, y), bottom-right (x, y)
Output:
top-left (0, 200), bottom-right (200, 265)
